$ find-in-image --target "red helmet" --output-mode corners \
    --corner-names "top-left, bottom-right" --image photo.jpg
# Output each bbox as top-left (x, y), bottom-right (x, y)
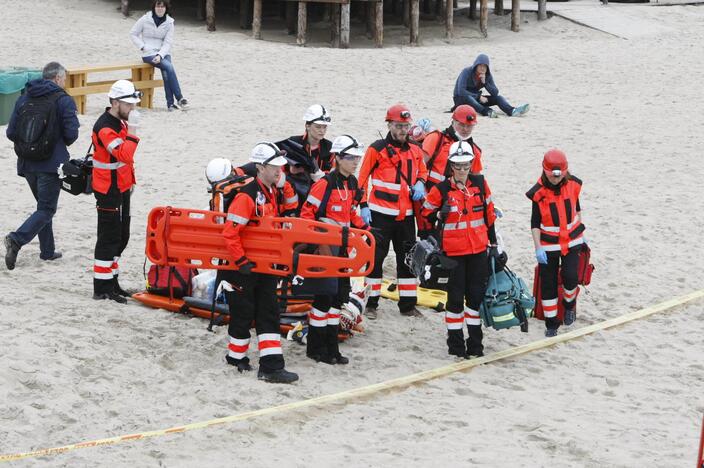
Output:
top-left (542, 149), bottom-right (568, 175)
top-left (452, 105), bottom-right (478, 125)
top-left (385, 104), bottom-right (412, 123)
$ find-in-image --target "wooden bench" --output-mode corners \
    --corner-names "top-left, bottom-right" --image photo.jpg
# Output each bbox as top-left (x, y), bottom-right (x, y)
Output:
top-left (65, 63), bottom-right (164, 114)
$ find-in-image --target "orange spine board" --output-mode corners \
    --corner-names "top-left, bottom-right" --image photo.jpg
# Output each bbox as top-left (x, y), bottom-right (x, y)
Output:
top-left (146, 207), bottom-right (375, 278)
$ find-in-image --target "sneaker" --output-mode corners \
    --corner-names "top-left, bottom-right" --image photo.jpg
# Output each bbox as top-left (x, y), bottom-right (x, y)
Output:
top-left (545, 328), bottom-right (558, 337)
top-left (511, 103), bottom-right (530, 117)
top-left (400, 308), bottom-right (424, 318)
top-left (4, 235), bottom-right (20, 270)
top-left (93, 292), bottom-right (128, 304)
top-left (178, 98), bottom-right (189, 109)
top-left (364, 306), bottom-right (378, 320)
top-left (168, 103), bottom-right (180, 111)
top-left (257, 368), bottom-right (299, 384)
top-left (563, 307), bottom-right (576, 326)
top-left (40, 251), bottom-right (62, 261)
top-left (486, 109), bottom-right (498, 119)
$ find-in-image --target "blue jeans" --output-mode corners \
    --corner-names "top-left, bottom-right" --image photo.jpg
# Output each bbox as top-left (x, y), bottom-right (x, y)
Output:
top-left (11, 172), bottom-right (62, 258)
top-left (454, 94), bottom-right (515, 116)
top-left (143, 54), bottom-right (183, 107)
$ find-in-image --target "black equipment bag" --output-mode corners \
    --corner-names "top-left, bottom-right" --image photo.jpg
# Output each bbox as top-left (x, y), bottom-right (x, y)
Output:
top-left (13, 90), bottom-right (64, 161)
top-left (59, 143), bottom-right (94, 196)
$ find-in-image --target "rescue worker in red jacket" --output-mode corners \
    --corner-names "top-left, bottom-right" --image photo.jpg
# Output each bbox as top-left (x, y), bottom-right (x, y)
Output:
top-left (223, 142), bottom-right (299, 384)
top-left (299, 134), bottom-right (369, 365)
top-left (358, 104), bottom-right (428, 319)
top-left (526, 149), bottom-right (586, 337)
top-left (91, 80), bottom-right (142, 303)
top-left (422, 141), bottom-right (497, 358)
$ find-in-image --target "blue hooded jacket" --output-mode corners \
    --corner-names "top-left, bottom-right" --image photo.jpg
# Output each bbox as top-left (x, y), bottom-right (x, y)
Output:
top-left (6, 79), bottom-right (80, 176)
top-left (453, 54), bottom-right (500, 101)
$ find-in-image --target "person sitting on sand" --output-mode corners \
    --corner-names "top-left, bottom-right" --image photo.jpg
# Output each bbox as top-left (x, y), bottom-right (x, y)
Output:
top-left (453, 53), bottom-right (529, 119)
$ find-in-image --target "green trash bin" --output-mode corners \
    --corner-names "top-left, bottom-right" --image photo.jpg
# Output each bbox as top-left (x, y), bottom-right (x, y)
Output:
top-left (0, 68), bottom-right (42, 126)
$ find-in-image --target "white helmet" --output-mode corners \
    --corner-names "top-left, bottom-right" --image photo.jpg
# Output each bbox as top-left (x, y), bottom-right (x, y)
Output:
top-left (331, 135), bottom-right (365, 157)
top-left (250, 142), bottom-right (288, 166)
top-left (205, 158), bottom-right (233, 184)
top-left (303, 104), bottom-right (332, 126)
top-left (108, 79), bottom-right (141, 103)
top-left (448, 141), bottom-right (475, 164)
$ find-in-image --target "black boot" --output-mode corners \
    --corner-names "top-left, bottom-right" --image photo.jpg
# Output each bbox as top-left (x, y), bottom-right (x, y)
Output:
top-left (545, 316), bottom-right (561, 336)
top-left (306, 326), bottom-right (333, 364)
top-left (327, 324), bottom-right (349, 365)
top-left (226, 355), bottom-right (253, 373)
top-left (466, 325), bottom-right (484, 357)
top-left (447, 329), bottom-right (467, 358)
top-left (257, 368), bottom-right (299, 384)
top-left (113, 275), bottom-right (135, 298)
top-left (562, 300), bottom-right (577, 326)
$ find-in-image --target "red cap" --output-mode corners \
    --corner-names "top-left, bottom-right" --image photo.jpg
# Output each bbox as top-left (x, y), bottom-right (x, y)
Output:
top-left (452, 105), bottom-right (478, 125)
top-left (542, 149), bottom-right (568, 173)
top-left (385, 104), bottom-right (412, 123)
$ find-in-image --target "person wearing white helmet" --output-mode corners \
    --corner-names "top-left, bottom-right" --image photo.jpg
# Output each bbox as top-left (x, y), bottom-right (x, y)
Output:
top-left (222, 142), bottom-right (299, 384)
top-left (205, 158), bottom-right (233, 185)
top-left (90, 79), bottom-right (143, 303)
top-left (282, 104), bottom-right (333, 173)
top-left (299, 135), bottom-right (369, 365)
top-left (421, 141), bottom-right (498, 359)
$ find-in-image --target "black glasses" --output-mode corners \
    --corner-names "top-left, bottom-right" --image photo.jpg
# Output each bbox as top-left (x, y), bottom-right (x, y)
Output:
top-left (313, 115), bottom-right (331, 123)
top-left (114, 90), bottom-right (144, 100)
top-left (399, 110), bottom-right (411, 119)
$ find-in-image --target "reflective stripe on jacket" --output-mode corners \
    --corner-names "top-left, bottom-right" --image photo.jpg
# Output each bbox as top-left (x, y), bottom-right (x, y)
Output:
top-left (300, 171), bottom-right (367, 229)
top-left (91, 110), bottom-right (138, 194)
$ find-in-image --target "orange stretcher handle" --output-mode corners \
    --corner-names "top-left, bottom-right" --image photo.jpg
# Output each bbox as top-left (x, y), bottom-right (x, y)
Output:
top-left (146, 206), bottom-right (375, 278)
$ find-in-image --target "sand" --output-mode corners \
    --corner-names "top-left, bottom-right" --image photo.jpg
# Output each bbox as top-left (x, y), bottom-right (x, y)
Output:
top-left (1, 0), bottom-right (703, 466)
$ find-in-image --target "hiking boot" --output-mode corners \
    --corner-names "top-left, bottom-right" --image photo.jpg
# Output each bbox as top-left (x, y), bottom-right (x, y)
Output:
top-left (113, 278), bottom-right (137, 298)
top-left (257, 368), bottom-right (299, 384)
top-left (364, 306), bottom-right (378, 320)
top-left (563, 306), bottom-right (577, 326)
top-left (332, 353), bottom-right (349, 365)
top-left (4, 234), bottom-right (20, 270)
top-left (178, 98), bottom-right (189, 109)
top-left (486, 109), bottom-right (498, 118)
top-left (226, 355), bottom-right (253, 373)
top-left (400, 308), bottom-right (424, 318)
top-left (545, 328), bottom-right (558, 337)
top-left (511, 103), bottom-right (530, 117)
top-left (40, 251), bottom-right (62, 261)
top-left (93, 292), bottom-right (127, 304)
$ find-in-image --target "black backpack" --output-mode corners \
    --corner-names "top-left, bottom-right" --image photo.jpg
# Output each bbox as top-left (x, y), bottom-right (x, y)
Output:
top-left (13, 91), bottom-right (64, 161)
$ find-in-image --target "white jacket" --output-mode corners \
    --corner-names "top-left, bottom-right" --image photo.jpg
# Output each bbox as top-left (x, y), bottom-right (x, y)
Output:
top-left (130, 12), bottom-right (175, 58)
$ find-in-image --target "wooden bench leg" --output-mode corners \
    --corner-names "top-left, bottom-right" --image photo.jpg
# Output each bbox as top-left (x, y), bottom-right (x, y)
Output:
top-left (70, 73), bottom-right (87, 115)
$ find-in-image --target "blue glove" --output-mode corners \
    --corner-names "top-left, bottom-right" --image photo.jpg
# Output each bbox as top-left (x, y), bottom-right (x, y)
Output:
top-left (535, 247), bottom-right (548, 265)
top-left (361, 207), bottom-right (372, 225)
top-left (411, 181), bottom-right (426, 201)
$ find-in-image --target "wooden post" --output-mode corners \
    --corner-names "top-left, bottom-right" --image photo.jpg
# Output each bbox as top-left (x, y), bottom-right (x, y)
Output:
top-left (511, 0), bottom-right (519, 31)
top-left (410, 0), bottom-right (419, 45)
top-left (341, 2), bottom-right (351, 48)
top-left (445, 0), bottom-right (453, 39)
top-left (286, 2), bottom-right (297, 34)
top-left (332, 3), bottom-right (341, 47)
top-left (538, 0), bottom-right (547, 20)
top-left (120, 0), bottom-right (129, 17)
top-left (206, 0), bottom-right (216, 31)
top-left (479, 0), bottom-right (488, 36)
top-left (297, 2), bottom-right (308, 46)
top-left (469, 0), bottom-right (477, 19)
top-left (495, 0), bottom-right (503, 16)
top-left (252, 0), bottom-right (263, 39)
top-left (374, 0), bottom-right (384, 47)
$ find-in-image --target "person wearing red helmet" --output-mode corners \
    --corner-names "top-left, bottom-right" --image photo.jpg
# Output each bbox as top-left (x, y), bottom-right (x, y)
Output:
top-left (357, 104), bottom-right (428, 319)
top-left (422, 141), bottom-right (498, 358)
top-left (526, 149), bottom-right (586, 337)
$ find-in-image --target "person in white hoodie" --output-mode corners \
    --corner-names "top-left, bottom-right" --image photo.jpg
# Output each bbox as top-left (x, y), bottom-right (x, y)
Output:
top-left (130, 1), bottom-right (188, 111)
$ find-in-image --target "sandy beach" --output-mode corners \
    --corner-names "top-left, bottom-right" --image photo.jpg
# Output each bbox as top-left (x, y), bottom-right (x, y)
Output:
top-left (1, 0), bottom-right (703, 466)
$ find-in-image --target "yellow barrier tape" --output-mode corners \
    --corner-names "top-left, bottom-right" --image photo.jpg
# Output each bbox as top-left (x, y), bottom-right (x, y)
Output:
top-left (2, 288), bottom-right (703, 463)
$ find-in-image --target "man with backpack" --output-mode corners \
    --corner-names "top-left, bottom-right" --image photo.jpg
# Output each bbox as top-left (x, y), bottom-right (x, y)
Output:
top-left (4, 62), bottom-right (79, 270)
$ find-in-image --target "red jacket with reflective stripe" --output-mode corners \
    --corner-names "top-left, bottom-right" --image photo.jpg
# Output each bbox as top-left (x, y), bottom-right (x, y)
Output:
top-left (300, 171), bottom-right (368, 229)
top-left (358, 134), bottom-right (428, 220)
top-left (91, 110), bottom-right (139, 194)
top-left (422, 129), bottom-right (482, 186)
top-left (422, 177), bottom-right (496, 256)
top-left (223, 178), bottom-right (280, 267)
top-left (526, 176), bottom-right (585, 255)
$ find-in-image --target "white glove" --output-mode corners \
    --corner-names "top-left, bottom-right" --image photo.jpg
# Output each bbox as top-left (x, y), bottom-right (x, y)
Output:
top-left (127, 109), bottom-right (141, 130)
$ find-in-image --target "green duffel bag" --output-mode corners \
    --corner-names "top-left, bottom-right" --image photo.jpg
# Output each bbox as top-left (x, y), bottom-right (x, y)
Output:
top-left (479, 256), bottom-right (534, 332)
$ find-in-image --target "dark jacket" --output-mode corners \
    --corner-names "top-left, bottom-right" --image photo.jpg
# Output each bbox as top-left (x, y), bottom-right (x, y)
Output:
top-left (453, 54), bottom-right (500, 101)
top-left (6, 79), bottom-right (80, 176)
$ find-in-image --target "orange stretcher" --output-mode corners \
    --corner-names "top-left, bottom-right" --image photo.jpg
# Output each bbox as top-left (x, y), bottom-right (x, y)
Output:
top-left (132, 292), bottom-right (350, 341)
top-left (146, 207), bottom-right (375, 278)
